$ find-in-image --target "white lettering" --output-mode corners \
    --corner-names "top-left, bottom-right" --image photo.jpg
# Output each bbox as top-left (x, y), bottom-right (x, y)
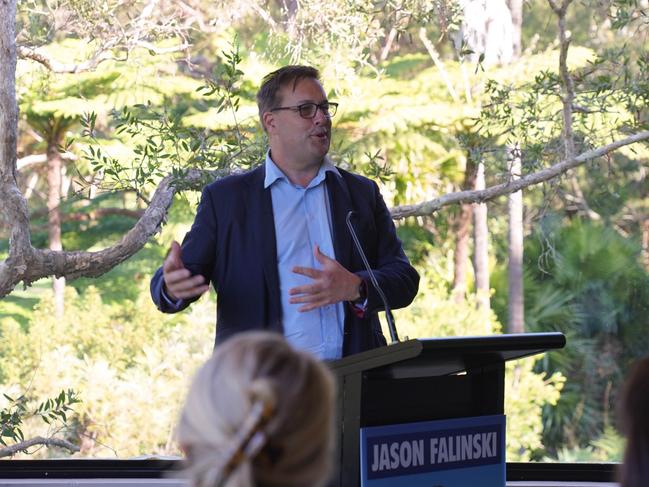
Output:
top-left (379, 444), bottom-right (390, 471)
top-left (473, 433), bottom-right (482, 458)
top-left (462, 434), bottom-right (473, 460)
top-left (371, 444), bottom-right (379, 472)
top-left (373, 429), bottom-right (498, 472)
top-left (400, 441), bottom-right (412, 467)
top-left (412, 439), bottom-right (424, 466)
top-left (482, 433), bottom-right (493, 458)
top-left (390, 442), bottom-right (400, 469)
top-left (438, 437), bottom-right (448, 463)
top-left (448, 436), bottom-right (456, 461)
top-left (430, 438), bottom-right (438, 464)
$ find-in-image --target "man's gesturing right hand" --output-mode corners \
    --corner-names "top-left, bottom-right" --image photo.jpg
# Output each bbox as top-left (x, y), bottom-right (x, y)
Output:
top-left (163, 241), bottom-right (210, 301)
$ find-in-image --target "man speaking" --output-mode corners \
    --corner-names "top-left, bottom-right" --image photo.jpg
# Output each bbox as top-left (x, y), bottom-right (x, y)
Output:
top-left (150, 65), bottom-right (419, 359)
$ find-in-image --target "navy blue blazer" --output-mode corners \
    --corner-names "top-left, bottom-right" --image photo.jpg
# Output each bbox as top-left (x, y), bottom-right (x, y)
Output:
top-left (150, 165), bottom-right (419, 356)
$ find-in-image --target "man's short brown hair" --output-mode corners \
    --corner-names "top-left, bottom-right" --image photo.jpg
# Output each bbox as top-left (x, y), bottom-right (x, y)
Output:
top-left (256, 65), bottom-right (320, 132)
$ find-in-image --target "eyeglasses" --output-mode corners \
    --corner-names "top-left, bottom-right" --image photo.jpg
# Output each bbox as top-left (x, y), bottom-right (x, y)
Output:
top-left (270, 101), bottom-right (338, 119)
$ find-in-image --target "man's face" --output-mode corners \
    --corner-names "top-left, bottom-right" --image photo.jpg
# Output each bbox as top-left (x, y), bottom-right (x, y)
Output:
top-left (264, 77), bottom-right (332, 167)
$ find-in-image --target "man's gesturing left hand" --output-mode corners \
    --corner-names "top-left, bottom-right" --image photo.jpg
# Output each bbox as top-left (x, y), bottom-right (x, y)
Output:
top-left (289, 245), bottom-right (362, 312)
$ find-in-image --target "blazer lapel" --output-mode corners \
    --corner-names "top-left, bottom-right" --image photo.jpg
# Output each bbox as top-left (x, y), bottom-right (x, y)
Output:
top-left (246, 166), bottom-right (282, 328)
top-left (326, 170), bottom-right (354, 271)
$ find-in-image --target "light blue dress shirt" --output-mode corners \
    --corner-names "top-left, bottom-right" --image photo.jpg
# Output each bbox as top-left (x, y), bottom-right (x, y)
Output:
top-left (264, 153), bottom-right (345, 360)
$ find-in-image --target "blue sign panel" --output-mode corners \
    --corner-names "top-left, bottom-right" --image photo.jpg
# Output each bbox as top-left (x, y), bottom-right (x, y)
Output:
top-left (360, 414), bottom-right (506, 487)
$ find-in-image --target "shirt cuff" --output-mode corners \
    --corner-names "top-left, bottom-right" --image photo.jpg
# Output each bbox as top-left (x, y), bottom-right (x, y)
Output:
top-left (161, 284), bottom-right (183, 308)
top-left (349, 279), bottom-right (368, 318)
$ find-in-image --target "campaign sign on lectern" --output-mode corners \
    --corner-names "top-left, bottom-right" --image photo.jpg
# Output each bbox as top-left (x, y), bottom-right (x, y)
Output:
top-left (360, 414), bottom-right (506, 487)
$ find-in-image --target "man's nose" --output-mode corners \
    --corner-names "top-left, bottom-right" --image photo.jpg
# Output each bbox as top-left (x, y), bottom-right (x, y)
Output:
top-left (313, 106), bottom-right (330, 125)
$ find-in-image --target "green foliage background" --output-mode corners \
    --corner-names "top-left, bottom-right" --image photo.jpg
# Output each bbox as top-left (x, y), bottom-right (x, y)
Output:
top-left (2, 0), bottom-right (648, 463)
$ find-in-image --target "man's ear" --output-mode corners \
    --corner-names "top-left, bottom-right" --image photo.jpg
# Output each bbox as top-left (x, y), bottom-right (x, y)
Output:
top-left (262, 111), bottom-right (276, 133)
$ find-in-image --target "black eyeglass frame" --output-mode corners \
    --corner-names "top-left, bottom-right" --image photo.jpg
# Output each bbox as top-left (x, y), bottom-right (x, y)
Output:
top-left (269, 101), bottom-right (338, 119)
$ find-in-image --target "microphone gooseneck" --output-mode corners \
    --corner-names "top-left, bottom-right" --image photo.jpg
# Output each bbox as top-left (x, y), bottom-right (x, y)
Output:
top-left (346, 211), bottom-right (400, 344)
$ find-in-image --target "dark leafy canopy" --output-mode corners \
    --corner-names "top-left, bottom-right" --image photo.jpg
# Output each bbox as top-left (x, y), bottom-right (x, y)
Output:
top-left (493, 218), bottom-right (649, 455)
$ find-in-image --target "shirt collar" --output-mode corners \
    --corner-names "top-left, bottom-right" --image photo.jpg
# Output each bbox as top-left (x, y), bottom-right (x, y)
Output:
top-left (264, 150), bottom-right (341, 189)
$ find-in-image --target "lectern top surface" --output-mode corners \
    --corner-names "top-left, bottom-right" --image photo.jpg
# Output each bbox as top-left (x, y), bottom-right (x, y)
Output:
top-left (418, 332), bottom-right (566, 352)
top-left (329, 332), bottom-right (565, 378)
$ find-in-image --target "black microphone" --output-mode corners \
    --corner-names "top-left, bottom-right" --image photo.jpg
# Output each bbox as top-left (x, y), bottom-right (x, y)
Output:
top-left (346, 210), bottom-right (400, 344)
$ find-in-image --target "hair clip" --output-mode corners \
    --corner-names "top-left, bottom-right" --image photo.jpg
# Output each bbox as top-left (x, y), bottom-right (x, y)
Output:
top-left (214, 399), bottom-right (276, 487)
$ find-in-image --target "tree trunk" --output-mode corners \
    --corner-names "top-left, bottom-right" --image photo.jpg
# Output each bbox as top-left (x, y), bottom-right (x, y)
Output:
top-left (458, 0), bottom-right (515, 67)
top-left (46, 136), bottom-right (65, 316)
top-left (419, 28), bottom-right (460, 102)
top-left (281, 0), bottom-right (299, 39)
top-left (507, 0), bottom-right (523, 57)
top-left (642, 219), bottom-right (649, 270)
top-left (452, 203), bottom-right (473, 302)
top-left (452, 160), bottom-right (477, 301)
top-left (473, 160), bottom-right (490, 321)
top-left (0, 0), bottom-right (32, 295)
top-left (508, 145), bottom-right (524, 333)
top-left (0, 0), bottom-right (18, 186)
top-left (380, 28), bottom-right (398, 62)
top-left (23, 171), bottom-right (40, 199)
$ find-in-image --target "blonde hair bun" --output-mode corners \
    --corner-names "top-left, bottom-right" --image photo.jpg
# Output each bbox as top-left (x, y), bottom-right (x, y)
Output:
top-left (177, 331), bottom-right (335, 487)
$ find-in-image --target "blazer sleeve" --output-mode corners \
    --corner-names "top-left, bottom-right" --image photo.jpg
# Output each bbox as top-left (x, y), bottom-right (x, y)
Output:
top-left (150, 186), bottom-right (219, 313)
top-left (354, 180), bottom-right (420, 314)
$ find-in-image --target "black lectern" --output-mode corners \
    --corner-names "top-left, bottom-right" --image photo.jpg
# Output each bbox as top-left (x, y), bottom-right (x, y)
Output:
top-left (328, 332), bottom-right (566, 487)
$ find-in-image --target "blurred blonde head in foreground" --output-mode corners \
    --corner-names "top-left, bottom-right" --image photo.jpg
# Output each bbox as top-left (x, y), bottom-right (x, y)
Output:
top-left (176, 331), bottom-right (336, 487)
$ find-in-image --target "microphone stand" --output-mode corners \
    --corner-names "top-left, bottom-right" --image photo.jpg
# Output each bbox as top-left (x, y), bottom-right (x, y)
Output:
top-left (346, 211), bottom-right (400, 344)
